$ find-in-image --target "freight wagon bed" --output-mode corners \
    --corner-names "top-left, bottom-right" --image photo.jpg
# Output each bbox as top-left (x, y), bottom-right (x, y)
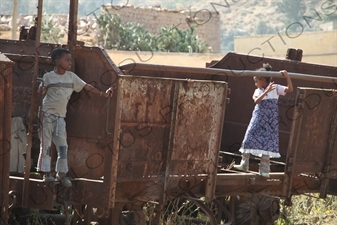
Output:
top-left (1, 41), bottom-right (229, 224)
top-left (2, 41), bottom-right (337, 225)
top-left (2, 0), bottom-right (337, 224)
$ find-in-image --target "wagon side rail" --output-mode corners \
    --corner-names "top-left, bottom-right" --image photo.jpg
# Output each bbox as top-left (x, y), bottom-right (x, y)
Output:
top-left (283, 87), bottom-right (337, 203)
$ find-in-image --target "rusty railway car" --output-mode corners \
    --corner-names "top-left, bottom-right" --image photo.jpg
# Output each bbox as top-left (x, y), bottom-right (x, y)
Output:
top-left (1, 1), bottom-right (337, 225)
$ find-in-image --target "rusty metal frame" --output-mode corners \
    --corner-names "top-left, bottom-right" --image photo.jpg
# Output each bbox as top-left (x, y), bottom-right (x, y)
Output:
top-left (22, 0), bottom-right (43, 208)
top-left (0, 53), bottom-right (13, 225)
top-left (107, 77), bottom-right (123, 208)
top-left (319, 93), bottom-right (337, 198)
top-left (10, 176), bottom-right (56, 210)
top-left (120, 63), bottom-right (337, 83)
top-left (282, 87), bottom-right (337, 201)
top-left (67, 0), bottom-right (78, 71)
top-left (282, 88), bottom-right (306, 200)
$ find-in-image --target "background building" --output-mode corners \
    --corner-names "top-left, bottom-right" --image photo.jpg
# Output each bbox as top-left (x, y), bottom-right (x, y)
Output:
top-left (105, 5), bottom-right (221, 53)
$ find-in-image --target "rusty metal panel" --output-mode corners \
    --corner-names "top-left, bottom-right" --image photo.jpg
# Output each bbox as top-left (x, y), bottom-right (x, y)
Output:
top-left (0, 40), bottom-right (57, 57)
top-left (168, 81), bottom-right (226, 173)
top-left (283, 87), bottom-right (337, 198)
top-left (10, 179), bottom-right (108, 209)
top-left (0, 53), bottom-right (14, 225)
top-left (64, 47), bottom-right (122, 207)
top-left (5, 54), bottom-right (51, 118)
top-left (9, 177), bottom-right (55, 210)
top-left (114, 76), bottom-right (227, 202)
top-left (61, 47), bottom-right (121, 194)
top-left (66, 46), bottom-right (121, 139)
top-left (166, 80), bottom-right (227, 202)
top-left (67, 138), bottom-right (106, 179)
top-left (56, 180), bottom-right (109, 208)
top-left (116, 76), bottom-right (175, 180)
top-left (215, 173), bottom-right (321, 197)
top-left (287, 88), bottom-right (337, 174)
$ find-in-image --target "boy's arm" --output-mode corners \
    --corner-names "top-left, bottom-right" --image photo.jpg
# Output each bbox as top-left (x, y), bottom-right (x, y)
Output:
top-left (38, 76), bottom-right (46, 95)
top-left (38, 86), bottom-right (46, 95)
top-left (83, 84), bottom-right (113, 98)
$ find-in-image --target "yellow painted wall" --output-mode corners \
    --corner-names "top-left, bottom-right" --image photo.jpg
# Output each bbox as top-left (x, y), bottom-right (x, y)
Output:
top-left (106, 50), bottom-right (224, 68)
top-left (234, 30), bottom-right (337, 66)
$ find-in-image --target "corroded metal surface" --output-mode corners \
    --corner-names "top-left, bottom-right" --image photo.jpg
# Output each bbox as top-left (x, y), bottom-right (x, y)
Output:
top-left (3, 35), bottom-right (337, 225)
top-left (56, 180), bottom-right (109, 207)
top-left (5, 54), bottom-right (51, 118)
top-left (283, 87), bottom-right (337, 199)
top-left (65, 46), bottom-right (123, 208)
top-left (215, 172), bottom-right (321, 197)
top-left (0, 53), bottom-right (14, 225)
top-left (65, 46), bottom-right (121, 140)
top-left (9, 177), bottom-right (55, 210)
top-left (23, 0), bottom-right (43, 207)
top-left (114, 75), bottom-right (227, 202)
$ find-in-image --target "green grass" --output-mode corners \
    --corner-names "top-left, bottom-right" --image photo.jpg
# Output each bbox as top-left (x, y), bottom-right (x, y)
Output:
top-left (275, 194), bottom-right (337, 225)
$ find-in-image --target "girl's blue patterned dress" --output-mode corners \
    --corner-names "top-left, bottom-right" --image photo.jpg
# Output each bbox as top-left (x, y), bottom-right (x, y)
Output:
top-left (239, 85), bottom-right (286, 158)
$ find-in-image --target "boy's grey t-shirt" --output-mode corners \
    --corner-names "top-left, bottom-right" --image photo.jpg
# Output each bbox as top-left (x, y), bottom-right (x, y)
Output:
top-left (42, 70), bottom-right (86, 117)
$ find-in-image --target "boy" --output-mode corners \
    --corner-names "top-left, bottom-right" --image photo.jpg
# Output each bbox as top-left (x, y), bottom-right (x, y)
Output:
top-left (38, 48), bottom-right (112, 187)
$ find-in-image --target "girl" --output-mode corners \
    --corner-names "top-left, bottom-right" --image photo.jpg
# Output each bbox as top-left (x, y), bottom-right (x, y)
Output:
top-left (233, 63), bottom-right (293, 177)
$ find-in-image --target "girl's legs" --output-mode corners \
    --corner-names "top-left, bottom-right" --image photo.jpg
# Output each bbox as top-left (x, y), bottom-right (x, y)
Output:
top-left (234, 153), bottom-right (271, 177)
top-left (233, 153), bottom-right (250, 171)
top-left (259, 154), bottom-right (270, 178)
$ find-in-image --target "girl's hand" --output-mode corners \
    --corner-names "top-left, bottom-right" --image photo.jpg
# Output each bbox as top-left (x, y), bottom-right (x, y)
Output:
top-left (266, 81), bottom-right (275, 93)
top-left (280, 69), bottom-right (293, 93)
top-left (280, 70), bottom-right (289, 78)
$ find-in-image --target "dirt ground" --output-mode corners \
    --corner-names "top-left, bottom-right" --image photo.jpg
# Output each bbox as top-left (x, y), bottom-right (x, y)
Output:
top-left (0, 30), bottom-right (15, 39)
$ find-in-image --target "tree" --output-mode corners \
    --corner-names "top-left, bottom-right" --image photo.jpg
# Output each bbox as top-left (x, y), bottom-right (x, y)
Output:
top-left (156, 25), bottom-right (209, 53)
top-left (276, 0), bottom-right (306, 32)
top-left (255, 21), bottom-right (275, 35)
top-left (40, 14), bottom-right (65, 44)
top-left (96, 12), bottom-right (209, 53)
top-left (96, 12), bottom-right (155, 51)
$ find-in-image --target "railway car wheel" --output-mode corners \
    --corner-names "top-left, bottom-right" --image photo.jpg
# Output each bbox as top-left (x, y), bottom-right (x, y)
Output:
top-left (163, 195), bottom-right (233, 225)
top-left (234, 194), bottom-right (280, 225)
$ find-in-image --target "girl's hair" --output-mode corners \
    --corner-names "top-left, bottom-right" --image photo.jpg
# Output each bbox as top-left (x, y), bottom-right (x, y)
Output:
top-left (256, 63), bottom-right (272, 83)
top-left (51, 48), bottom-right (70, 64)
